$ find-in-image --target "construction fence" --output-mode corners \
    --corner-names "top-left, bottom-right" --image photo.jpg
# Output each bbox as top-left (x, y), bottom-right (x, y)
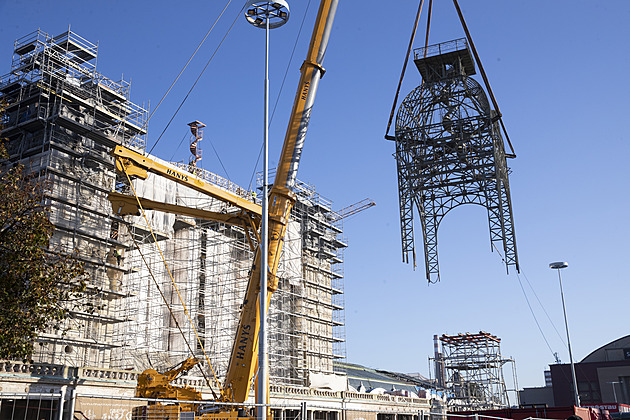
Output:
top-left (0, 393), bottom-right (446, 420)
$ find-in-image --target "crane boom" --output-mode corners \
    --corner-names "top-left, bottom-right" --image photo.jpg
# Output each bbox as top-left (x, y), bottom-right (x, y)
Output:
top-left (112, 145), bottom-right (261, 216)
top-left (109, 191), bottom-right (260, 231)
top-left (274, 0), bottom-right (339, 191)
top-left (223, 0), bottom-right (339, 403)
top-left (333, 198), bottom-right (376, 221)
top-left (109, 0), bottom-right (340, 409)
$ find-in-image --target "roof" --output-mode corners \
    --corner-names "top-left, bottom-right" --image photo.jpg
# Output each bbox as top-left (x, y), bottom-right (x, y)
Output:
top-left (581, 334), bottom-right (630, 363)
top-left (334, 361), bottom-right (435, 395)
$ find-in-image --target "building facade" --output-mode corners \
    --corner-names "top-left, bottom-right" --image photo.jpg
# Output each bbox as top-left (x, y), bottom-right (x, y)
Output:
top-left (0, 27), bottom-right (448, 420)
top-left (0, 28), bottom-right (346, 389)
top-left (519, 335), bottom-right (630, 408)
top-left (551, 335), bottom-right (630, 406)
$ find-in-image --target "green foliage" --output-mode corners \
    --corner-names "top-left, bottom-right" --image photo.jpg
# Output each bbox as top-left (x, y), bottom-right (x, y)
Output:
top-left (0, 133), bottom-right (88, 361)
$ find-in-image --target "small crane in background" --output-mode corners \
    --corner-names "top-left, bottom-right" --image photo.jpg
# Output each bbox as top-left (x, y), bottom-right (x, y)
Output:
top-left (333, 198), bottom-right (375, 222)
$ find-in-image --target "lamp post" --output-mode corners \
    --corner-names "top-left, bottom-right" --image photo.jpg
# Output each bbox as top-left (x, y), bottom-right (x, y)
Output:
top-left (549, 261), bottom-right (580, 407)
top-left (244, 3), bottom-right (290, 420)
top-left (609, 381), bottom-right (621, 404)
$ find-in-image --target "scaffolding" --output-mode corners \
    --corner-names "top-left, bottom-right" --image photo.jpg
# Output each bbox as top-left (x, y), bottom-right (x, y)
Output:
top-left (1, 28), bottom-right (347, 391)
top-left (111, 163), bottom-right (347, 389)
top-left (0, 29), bottom-right (148, 367)
top-left (285, 177), bottom-right (348, 385)
top-left (434, 331), bottom-right (518, 411)
top-left (394, 38), bottom-right (518, 283)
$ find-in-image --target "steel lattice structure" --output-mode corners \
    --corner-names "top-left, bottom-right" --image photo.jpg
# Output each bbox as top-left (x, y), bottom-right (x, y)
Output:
top-left (439, 332), bottom-right (516, 411)
top-left (394, 38), bottom-right (518, 283)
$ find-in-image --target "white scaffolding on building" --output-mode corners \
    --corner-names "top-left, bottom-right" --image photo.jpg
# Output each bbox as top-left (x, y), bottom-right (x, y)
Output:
top-left (0, 29), bottom-right (347, 391)
top-left (110, 163), bottom-right (347, 389)
top-left (0, 29), bottom-right (148, 367)
top-left (433, 331), bottom-right (519, 411)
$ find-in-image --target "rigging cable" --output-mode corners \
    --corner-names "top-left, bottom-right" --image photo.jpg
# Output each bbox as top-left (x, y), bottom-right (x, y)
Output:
top-left (521, 270), bottom-right (570, 349)
top-left (492, 243), bottom-right (558, 361)
top-left (169, 128), bottom-right (232, 181)
top-left (247, 0), bottom-right (314, 192)
top-left (384, 0), bottom-right (426, 139)
top-left (424, 0), bottom-right (433, 52)
top-left (382, 0), bottom-right (432, 269)
top-left (144, 0), bottom-right (233, 146)
top-left (451, 0), bottom-right (516, 157)
top-left (170, 130), bottom-right (190, 161)
top-left (125, 226), bottom-right (217, 395)
top-left (122, 167), bottom-right (224, 396)
top-left (206, 135), bottom-right (232, 181)
top-left (149, 3), bottom-right (244, 155)
top-left (492, 244), bottom-right (590, 387)
top-left (516, 272), bottom-right (558, 359)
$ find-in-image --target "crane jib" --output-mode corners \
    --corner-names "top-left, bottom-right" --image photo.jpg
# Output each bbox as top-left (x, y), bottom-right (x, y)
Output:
top-left (286, 73), bottom-right (321, 189)
top-left (223, 0), bottom-right (339, 406)
top-left (274, 0), bottom-right (338, 190)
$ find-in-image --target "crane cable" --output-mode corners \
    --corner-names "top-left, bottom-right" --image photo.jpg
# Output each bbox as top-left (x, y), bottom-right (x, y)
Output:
top-left (149, 2), bottom-right (243, 155)
top-left (122, 168), bottom-right (224, 396)
top-left (143, 0), bottom-right (233, 146)
top-left (124, 226), bottom-right (218, 399)
top-left (451, 0), bottom-right (516, 157)
top-left (384, 0), bottom-right (427, 139)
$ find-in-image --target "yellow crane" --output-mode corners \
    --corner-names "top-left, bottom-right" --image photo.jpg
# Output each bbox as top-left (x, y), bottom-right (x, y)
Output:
top-left (110, 0), bottom-right (339, 417)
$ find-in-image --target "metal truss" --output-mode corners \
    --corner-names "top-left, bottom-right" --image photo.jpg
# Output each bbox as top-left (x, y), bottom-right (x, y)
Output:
top-left (439, 332), bottom-right (515, 411)
top-left (394, 40), bottom-right (519, 282)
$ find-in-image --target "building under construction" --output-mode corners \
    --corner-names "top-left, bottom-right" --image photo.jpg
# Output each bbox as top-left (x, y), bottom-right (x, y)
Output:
top-left (0, 27), bottom-right (347, 388)
top-left (431, 332), bottom-right (519, 411)
top-left (0, 29), bottom-right (147, 366)
top-left (0, 28), bottom-right (440, 420)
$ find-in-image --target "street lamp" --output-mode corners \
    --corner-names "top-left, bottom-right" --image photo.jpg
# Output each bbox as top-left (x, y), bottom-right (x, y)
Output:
top-left (244, 3), bottom-right (290, 420)
top-left (609, 381), bottom-right (621, 404)
top-left (549, 261), bottom-right (580, 407)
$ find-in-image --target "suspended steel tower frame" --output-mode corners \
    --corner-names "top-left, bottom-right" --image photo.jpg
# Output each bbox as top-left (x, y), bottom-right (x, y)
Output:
top-left (394, 38), bottom-right (519, 283)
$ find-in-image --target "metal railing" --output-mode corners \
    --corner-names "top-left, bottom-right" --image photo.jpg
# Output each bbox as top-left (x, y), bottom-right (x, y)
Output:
top-left (0, 392), bottom-right (446, 420)
top-left (414, 38), bottom-right (469, 61)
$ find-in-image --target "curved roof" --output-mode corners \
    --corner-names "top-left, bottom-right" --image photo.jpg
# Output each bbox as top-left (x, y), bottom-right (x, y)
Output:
top-left (334, 361), bottom-right (434, 394)
top-left (581, 334), bottom-right (630, 363)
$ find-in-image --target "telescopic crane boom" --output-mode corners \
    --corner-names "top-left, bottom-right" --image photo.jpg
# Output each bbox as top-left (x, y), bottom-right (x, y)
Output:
top-left (109, 0), bottom-right (339, 410)
top-left (223, 0), bottom-right (338, 403)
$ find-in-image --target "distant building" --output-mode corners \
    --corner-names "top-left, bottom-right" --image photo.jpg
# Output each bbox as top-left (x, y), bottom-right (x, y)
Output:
top-left (519, 335), bottom-right (630, 407)
top-left (551, 335), bottom-right (630, 406)
top-left (545, 370), bottom-right (553, 387)
top-left (519, 384), bottom-right (554, 408)
top-left (338, 361), bottom-right (436, 397)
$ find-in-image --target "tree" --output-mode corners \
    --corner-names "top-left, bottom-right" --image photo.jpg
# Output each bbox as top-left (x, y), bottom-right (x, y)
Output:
top-left (0, 140), bottom-right (88, 361)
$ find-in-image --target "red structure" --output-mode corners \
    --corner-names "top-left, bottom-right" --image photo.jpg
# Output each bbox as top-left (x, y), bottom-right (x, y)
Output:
top-left (449, 406), bottom-right (611, 420)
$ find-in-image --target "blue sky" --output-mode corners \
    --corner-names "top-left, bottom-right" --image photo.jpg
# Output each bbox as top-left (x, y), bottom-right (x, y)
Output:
top-left (2, 1), bottom-right (629, 392)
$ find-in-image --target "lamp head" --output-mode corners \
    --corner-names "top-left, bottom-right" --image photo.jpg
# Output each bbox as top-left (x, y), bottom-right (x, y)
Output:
top-left (244, 0), bottom-right (290, 29)
top-left (549, 261), bottom-right (568, 270)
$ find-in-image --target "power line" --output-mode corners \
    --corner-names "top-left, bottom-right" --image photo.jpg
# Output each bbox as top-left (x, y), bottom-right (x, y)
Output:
top-left (145, 0), bottom-right (234, 147)
top-left (149, 2), bottom-right (243, 155)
